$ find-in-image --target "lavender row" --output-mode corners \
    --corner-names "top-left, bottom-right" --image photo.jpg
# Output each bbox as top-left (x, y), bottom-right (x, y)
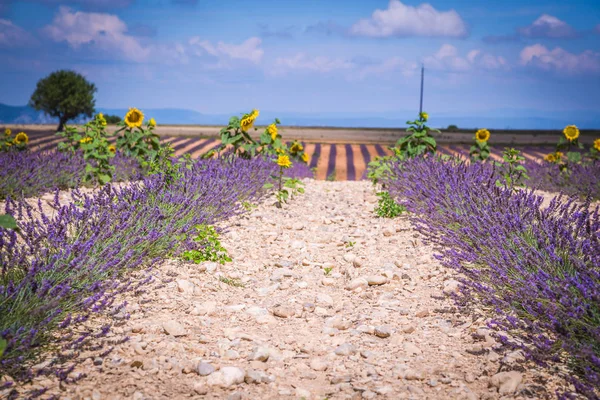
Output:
top-left (383, 157), bottom-right (600, 399)
top-left (524, 160), bottom-right (600, 200)
top-left (0, 157), bottom-right (276, 393)
top-left (0, 151), bottom-right (143, 200)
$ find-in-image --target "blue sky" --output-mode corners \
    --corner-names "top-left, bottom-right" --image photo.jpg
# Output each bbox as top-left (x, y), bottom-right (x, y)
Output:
top-left (1, 0), bottom-right (599, 121)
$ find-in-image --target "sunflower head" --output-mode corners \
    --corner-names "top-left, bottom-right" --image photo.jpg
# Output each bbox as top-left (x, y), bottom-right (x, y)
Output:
top-left (149, 118), bottom-right (156, 128)
top-left (240, 115), bottom-right (256, 132)
top-left (475, 128), bottom-right (490, 142)
top-left (544, 153), bottom-right (557, 163)
top-left (250, 109), bottom-right (259, 118)
top-left (594, 138), bottom-right (600, 151)
top-left (267, 123), bottom-right (278, 140)
top-left (125, 108), bottom-right (144, 128)
top-left (14, 132), bottom-right (29, 145)
top-left (4, 128), bottom-right (11, 136)
top-left (275, 148), bottom-right (285, 154)
top-left (555, 151), bottom-right (563, 159)
top-left (277, 155), bottom-right (292, 168)
top-left (420, 112), bottom-right (429, 122)
top-left (301, 153), bottom-right (309, 163)
top-left (79, 136), bottom-right (93, 144)
top-left (96, 113), bottom-right (107, 127)
top-left (563, 125), bottom-right (579, 142)
top-left (290, 142), bottom-right (303, 154)
top-left (108, 144), bottom-right (116, 153)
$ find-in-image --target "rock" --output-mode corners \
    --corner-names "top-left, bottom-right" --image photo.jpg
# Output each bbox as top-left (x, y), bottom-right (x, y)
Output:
top-left (309, 358), bottom-right (329, 371)
top-left (203, 262), bottom-right (219, 274)
top-left (207, 366), bottom-right (246, 388)
top-left (334, 343), bottom-right (357, 356)
top-left (271, 305), bottom-right (295, 318)
top-left (352, 258), bottom-right (363, 268)
top-left (162, 320), bottom-right (186, 336)
top-left (401, 324), bottom-right (416, 334)
top-left (343, 253), bottom-right (356, 263)
top-left (321, 277), bottom-right (336, 286)
top-left (502, 350), bottom-right (525, 365)
top-left (303, 302), bottom-right (315, 312)
top-left (374, 326), bottom-right (391, 338)
top-left (490, 371), bottom-right (522, 394)
top-left (383, 228), bottom-right (394, 237)
top-left (404, 369), bottom-right (425, 380)
top-left (443, 280), bottom-right (460, 295)
top-left (196, 301), bottom-right (217, 315)
top-left (403, 342), bottom-right (422, 356)
top-left (250, 347), bottom-right (270, 362)
top-left (366, 275), bottom-right (388, 286)
top-left (415, 309), bottom-right (430, 318)
top-left (316, 293), bottom-right (334, 307)
top-left (331, 375), bottom-right (351, 384)
top-left (197, 362), bottom-right (216, 376)
top-left (346, 277), bottom-right (368, 291)
top-left (176, 279), bottom-right (195, 294)
top-left (295, 388), bottom-right (311, 398)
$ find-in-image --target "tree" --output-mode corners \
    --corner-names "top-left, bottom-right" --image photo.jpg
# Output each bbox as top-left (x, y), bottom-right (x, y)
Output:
top-left (105, 114), bottom-right (122, 124)
top-left (29, 70), bottom-right (97, 132)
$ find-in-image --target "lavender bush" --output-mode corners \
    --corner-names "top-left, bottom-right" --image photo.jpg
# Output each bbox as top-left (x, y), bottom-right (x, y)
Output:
top-left (0, 157), bottom-right (275, 395)
top-left (525, 160), bottom-right (600, 200)
top-left (0, 151), bottom-right (143, 200)
top-left (383, 157), bottom-right (599, 399)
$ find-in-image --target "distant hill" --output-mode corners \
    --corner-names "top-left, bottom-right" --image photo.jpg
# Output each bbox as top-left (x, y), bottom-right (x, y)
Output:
top-left (0, 103), bottom-right (598, 129)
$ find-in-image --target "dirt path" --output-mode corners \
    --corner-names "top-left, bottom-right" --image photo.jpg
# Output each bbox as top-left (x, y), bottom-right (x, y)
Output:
top-left (20, 180), bottom-right (565, 399)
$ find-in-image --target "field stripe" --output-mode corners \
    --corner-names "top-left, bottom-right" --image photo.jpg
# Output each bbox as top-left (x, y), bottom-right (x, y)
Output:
top-left (326, 144), bottom-right (337, 180)
top-left (187, 138), bottom-right (217, 159)
top-left (374, 144), bottom-right (387, 157)
top-left (350, 144), bottom-right (367, 181)
top-left (315, 144), bottom-right (332, 180)
top-left (309, 143), bottom-right (321, 170)
top-left (345, 144), bottom-right (356, 181)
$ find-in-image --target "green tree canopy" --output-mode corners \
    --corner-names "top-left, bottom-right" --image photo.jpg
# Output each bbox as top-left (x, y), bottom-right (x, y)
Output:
top-left (29, 70), bottom-right (97, 132)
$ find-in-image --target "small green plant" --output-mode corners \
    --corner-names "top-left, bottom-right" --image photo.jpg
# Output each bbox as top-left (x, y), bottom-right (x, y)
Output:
top-left (58, 113), bottom-right (115, 184)
top-left (395, 111), bottom-right (439, 158)
top-left (323, 267), bottom-right (333, 276)
top-left (495, 148), bottom-right (529, 190)
top-left (326, 171), bottom-right (336, 181)
top-left (374, 191), bottom-right (406, 218)
top-left (469, 129), bottom-right (491, 162)
top-left (0, 214), bottom-right (17, 230)
top-left (181, 224), bottom-right (231, 265)
top-left (587, 138), bottom-right (600, 162)
top-left (219, 276), bottom-right (245, 288)
top-left (264, 154), bottom-right (305, 208)
top-left (345, 241), bottom-right (355, 248)
top-left (242, 201), bottom-right (258, 211)
top-left (367, 155), bottom-right (397, 186)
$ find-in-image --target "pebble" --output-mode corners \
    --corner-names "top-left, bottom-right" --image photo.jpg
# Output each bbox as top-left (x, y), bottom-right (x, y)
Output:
top-left (490, 371), bottom-right (523, 394)
top-left (374, 326), bottom-right (391, 338)
top-left (271, 305), bottom-right (295, 318)
top-left (206, 366), bottom-right (245, 388)
top-left (162, 320), bottom-right (186, 336)
top-left (197, 362), bottom-right (216, 376)
top-left (334, 343), bottom-right (357, 356)
top-left (309, 358), bottom-right (329, 371)
top-left (366, 275), bottom-right (388, 286)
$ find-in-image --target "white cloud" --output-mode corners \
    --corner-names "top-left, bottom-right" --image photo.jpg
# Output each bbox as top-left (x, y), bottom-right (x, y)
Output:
top-left (424, 44), bottom-right (507, 72)
top-left (273, 53), bottom-right (354, 73)
top-left (349, 0), bottom-right (467, 38)
top-left (188, 36), bottom-right (264, 64)
top-left (518, 14), bottom-right (577, 38)
top-left (0, 19), bottom-right (36, 47)
top-left (42, 6), bottom-right (150, 61)
top-left (520, 44), bottom-right (600, 74)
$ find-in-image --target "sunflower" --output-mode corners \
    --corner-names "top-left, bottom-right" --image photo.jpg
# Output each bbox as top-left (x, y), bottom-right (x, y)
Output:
top-left (544, 153), bottom-right (557, 163)
top-left (267, 123), bottom-right (278, 140)
top-left (79, 137), bottom-right (93, 144)
top-left (96, 113), bottom-right (107, 127)
top-left (149, 118), bottom-right (156, 128)
top-left (420, 112), bottom-right (429, 122)
top-left (475, 128), bottom-right (490, 142)
top-left (555, 151), bottom-right (563, 159)
top-left (563, 125), bottom-right (579, 142)
top-left (301, 153), bottom-right (309, 163)
top-left (108, 144), bottom-right (116, 153)
top-left (290, 142), bottom-right (303, 154)
top-left (275, 148), bottom-right (285, 154)
top-left (277, 155), bottom-right (292, 168)
top-left (125, 108), bottom-right (144, 128)
top-left (14, 132), bottom-right (29, 145)
top-left (250, 109), bottom-right (259, 118)
top-left (4, 128), bottom-right (11, 136)
top-left (594, 138), bottom-right (600, 151)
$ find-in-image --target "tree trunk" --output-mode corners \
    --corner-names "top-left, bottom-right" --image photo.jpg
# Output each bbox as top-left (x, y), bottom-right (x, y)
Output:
top-left (56, 116), bottom-right (67, 132)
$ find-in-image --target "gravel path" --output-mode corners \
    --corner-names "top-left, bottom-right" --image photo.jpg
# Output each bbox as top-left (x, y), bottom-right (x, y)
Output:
top-left (22, 180), bottom-right (567, 399)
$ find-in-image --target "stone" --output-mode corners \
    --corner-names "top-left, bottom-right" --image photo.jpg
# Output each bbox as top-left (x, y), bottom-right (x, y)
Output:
top-left (250, 347), bottom-right (270, 362)
top-left (366, 275), bottom-right (388, 286)
top-left (316, 293), bottom-right (334, 307)
top-left (176, 279), bottom-right (194, 294)
top-left (162, 320), bottom-right (186, 336)
top-left (197, 362), bottom-right (216, 376)
top-left (443, 280), bottom-right (460, 295)
top-left (207, 366), bottom-right (245, 388)
top-left (271, 305), bottom-right (295, 318)
top-left (490, 371), bottom-right (522, 394)
top-left (343, 253), bottom-right (356, 263)
top-left (374, 326), bottom-right (391, 338)
top-left (346, 277), bottom-right (368, 291)
top-left (334, 343), bottom-right (357, 356)
top-left (310, 358), bottom-right (329, 371)
top-left (403, 342), bottom-right (422, 356)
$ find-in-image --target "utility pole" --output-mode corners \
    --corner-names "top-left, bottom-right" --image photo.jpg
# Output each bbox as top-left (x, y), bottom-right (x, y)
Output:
top-left (419, 64), bottom-right (424, 115)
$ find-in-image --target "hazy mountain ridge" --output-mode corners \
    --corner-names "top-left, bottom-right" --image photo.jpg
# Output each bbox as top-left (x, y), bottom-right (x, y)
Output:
top-left (0, 103), bottom-right (598, 129)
